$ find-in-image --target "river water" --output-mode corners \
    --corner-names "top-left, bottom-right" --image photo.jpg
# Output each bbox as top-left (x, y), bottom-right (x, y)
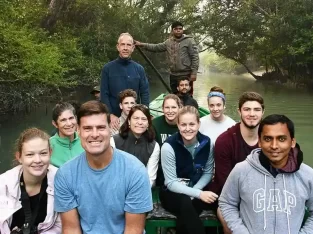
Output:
top-left (1, 73), bottom-right (313, 173)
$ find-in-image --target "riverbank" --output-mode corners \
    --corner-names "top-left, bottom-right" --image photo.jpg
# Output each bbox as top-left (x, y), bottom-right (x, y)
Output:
top-left (0, 85), bottom-right (92, 123)
top-left (242, 70), bottom-right (313, 90)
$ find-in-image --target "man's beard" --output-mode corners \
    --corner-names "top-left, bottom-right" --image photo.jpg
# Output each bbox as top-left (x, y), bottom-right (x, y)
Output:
top-left (179, 89), bottom-right (188, 94)
top-left (241, 117), bottom-right (261, 129)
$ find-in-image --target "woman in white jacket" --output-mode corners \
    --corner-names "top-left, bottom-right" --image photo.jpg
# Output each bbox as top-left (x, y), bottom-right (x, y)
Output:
top-left (110, 104), bottom-right (160, 187)
top-left (0, 128), bottom-right (61, 234)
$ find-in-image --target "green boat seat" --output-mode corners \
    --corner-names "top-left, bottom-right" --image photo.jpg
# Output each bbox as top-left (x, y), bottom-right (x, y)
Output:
top-left (149, 93), bottom-right (210, 118)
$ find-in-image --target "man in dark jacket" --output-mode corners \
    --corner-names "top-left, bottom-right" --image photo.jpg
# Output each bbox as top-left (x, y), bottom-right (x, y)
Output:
top-left (100, 33), bottom-right (149, 130)
top-left (177, 77), bottom-right (198, 108)
top-left (135, 21), bottom-right (199, 95)
top-left (207, 91), bottom-right (265, 234)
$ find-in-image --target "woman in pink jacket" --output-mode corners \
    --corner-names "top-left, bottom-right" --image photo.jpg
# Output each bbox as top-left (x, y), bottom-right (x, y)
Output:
top-left (0, 128), bottom-right (61, 234)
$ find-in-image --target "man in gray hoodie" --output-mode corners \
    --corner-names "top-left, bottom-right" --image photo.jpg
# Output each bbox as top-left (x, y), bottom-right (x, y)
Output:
top-left (135, 21), bottom-right (199, 95)
top-left (219, 114), bottom-right (313, 234)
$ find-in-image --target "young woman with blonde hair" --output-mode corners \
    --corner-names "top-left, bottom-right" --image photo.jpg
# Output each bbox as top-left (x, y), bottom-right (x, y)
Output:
top-left (0, 128), bottom-right (61, 234)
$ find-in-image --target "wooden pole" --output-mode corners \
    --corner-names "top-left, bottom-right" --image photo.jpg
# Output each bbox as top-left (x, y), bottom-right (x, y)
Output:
top-left (136, 46), bottom-right (171, 93)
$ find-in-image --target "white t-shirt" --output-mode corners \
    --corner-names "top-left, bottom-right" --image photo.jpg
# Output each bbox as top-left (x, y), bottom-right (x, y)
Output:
top-left (199, 114), bottom-right (236, 144)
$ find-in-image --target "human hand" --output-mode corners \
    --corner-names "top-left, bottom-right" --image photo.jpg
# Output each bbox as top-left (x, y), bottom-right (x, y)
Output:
top-left (199, 191), bottom-right (218, 204)
top-left (134, 40), bottom-right (142, 46)
top-left (190, 74), bottom-right (197, 81)
top-left (110, 114), bottom-right (120, 130)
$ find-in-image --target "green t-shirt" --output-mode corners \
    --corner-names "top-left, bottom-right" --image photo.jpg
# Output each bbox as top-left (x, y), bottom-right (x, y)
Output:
top-left (152, 115), bottom-right (179, 146)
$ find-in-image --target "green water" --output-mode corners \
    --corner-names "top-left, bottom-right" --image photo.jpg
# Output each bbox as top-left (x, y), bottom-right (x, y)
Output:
top-left (1, 73), bottom-right (313, 173)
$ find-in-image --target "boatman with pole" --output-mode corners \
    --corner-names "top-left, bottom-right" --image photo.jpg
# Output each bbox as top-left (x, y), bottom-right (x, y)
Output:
top-left (100, 33), bottom-right (150, 131)
top-left (135, 21), bottom-right (199, 96)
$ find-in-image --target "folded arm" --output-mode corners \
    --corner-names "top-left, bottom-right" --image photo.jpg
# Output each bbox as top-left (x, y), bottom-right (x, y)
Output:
top-left (161, 143), bottom-right (202, 198)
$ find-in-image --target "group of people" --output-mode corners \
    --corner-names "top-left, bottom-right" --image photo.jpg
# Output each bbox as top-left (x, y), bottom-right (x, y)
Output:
top-left (0, 20), bottom-right (312, 234)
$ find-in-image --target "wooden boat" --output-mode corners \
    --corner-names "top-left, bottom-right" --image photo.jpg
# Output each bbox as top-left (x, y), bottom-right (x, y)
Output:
top-left (149, 93), bottom-right (210, 118)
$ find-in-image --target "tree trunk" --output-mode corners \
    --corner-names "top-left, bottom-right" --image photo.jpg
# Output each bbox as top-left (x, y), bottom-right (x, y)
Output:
top-left (224, 55), bottom-right (262, 79)
top-left (41, 0), bottom-right (75, 32)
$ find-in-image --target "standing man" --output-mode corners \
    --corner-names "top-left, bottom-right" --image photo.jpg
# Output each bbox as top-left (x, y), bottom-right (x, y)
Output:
top-left (207, 91), bottom-right (265, 234)
top-left (176, 77), bottom-right (198, 108)
top-left (219, 114), bottom-right (313, 234)
top-left (54, 100), bottom-right (152, 234)
top-left (101, 33), bottom-right (149, 130)
top-left (135, 21), bottom-right (199, 95)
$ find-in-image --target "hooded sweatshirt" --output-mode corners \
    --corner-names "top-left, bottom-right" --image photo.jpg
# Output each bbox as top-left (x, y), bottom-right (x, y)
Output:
top-left (50, 132), bottom-right (84, 168)
top-left (142, 35), bottom-right (199, 76)
top-left (219, 146), bottom-right (313, 234)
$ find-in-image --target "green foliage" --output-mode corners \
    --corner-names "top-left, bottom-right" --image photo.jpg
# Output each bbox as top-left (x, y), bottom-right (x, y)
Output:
top-left (200, 0), bottom-right (313, 81)
top-left (200, 51), bottom-right (241, 74)
top-left (1, 0), bottom-right (313, 114)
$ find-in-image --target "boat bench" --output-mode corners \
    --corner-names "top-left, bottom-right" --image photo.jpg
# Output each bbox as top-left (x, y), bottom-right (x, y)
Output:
top-left (145, 188), bottom-right (221, 234)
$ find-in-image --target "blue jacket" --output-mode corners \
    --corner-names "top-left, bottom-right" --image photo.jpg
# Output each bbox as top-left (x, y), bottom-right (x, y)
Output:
top-left (100, 57), bottom-right (149, 116)
top-left (165, 132), bottom-right (211, 186)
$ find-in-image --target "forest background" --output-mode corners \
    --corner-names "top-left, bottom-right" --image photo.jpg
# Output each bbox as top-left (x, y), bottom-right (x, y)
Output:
top-left (1, 0), bottom-right (313, 115)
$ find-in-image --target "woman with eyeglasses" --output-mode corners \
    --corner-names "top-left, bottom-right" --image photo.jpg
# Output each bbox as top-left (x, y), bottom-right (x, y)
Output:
top-left (160, 106), bottom-right (216, 234)
top-left (110, 104), bottom-right (160, 187)
top-left (0, 128), bottom-right (61, 234)
top-left (199, 86), bottom-right (236, 144)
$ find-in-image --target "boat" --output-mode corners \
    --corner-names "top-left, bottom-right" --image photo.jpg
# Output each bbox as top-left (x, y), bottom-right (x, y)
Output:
top-left (149, 93), bottom-right (210, 118)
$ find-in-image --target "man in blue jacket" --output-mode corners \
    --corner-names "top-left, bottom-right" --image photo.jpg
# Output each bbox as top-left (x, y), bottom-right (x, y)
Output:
top-left (100, 33), bottom-right (149, 130)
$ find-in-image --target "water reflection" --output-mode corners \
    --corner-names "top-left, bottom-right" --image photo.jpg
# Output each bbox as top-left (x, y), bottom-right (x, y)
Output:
top-left (0, 73), bottom-right (313, 173)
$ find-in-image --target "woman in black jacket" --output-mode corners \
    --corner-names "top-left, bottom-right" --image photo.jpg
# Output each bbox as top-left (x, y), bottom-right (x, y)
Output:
top-left (110, 104), bottom-right (160, 187)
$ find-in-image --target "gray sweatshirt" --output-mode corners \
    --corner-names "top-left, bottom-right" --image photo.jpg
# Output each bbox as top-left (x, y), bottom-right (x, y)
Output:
top-left (219, 148), bottom-right (313, 234)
